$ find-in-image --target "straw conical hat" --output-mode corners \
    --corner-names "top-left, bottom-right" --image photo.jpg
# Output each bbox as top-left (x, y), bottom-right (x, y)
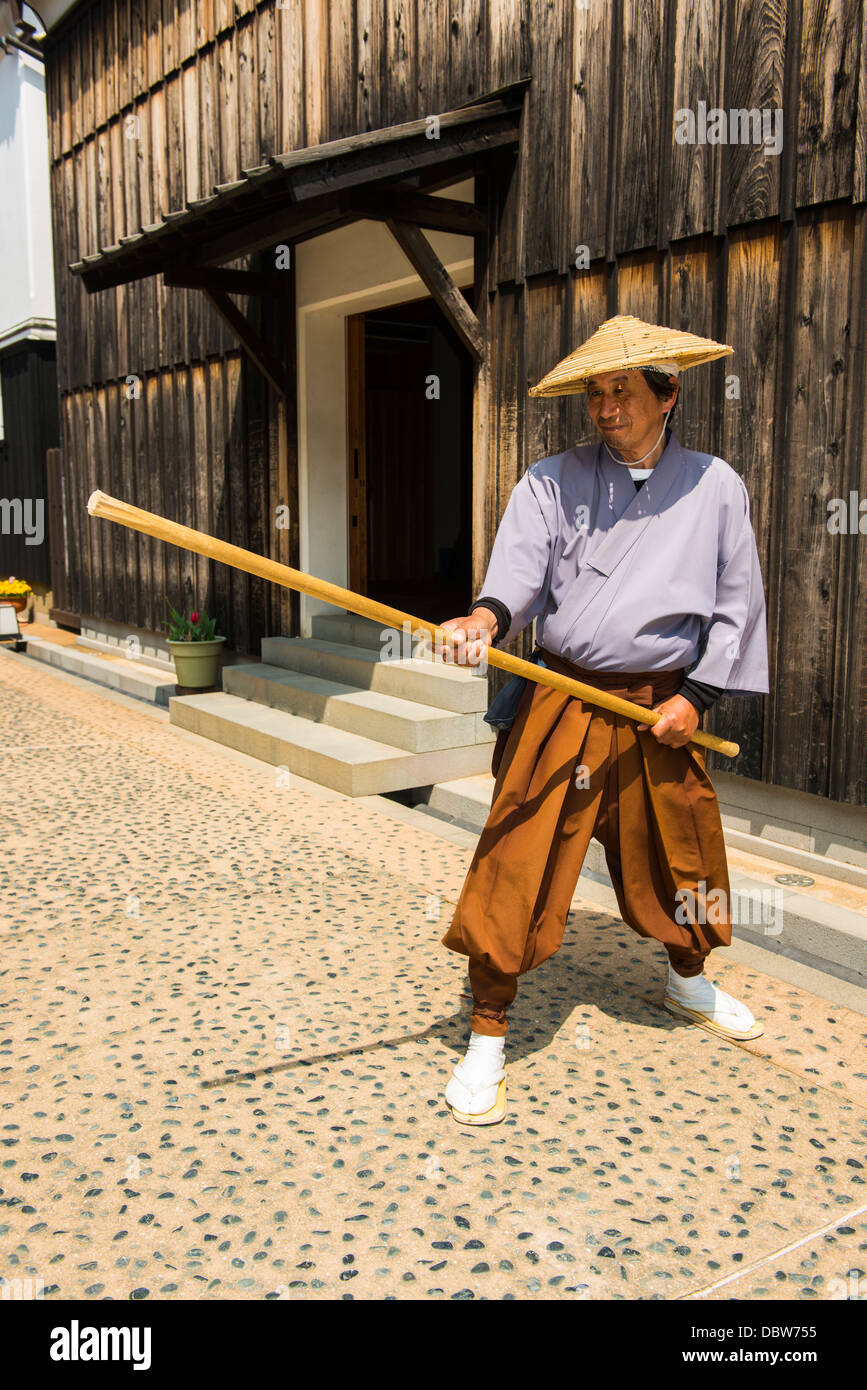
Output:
top-left (528, 314), bottom-right (733, 397)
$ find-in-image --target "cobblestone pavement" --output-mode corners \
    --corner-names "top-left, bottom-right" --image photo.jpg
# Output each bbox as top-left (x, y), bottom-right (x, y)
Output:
top-left (1, 650), bottom-right (866, 1301)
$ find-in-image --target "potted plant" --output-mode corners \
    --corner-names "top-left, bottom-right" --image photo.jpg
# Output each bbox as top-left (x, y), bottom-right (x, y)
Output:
top-left (0, 577), bottom-right (32, 616)
top-left (164, 598), bottom-right (226, 688)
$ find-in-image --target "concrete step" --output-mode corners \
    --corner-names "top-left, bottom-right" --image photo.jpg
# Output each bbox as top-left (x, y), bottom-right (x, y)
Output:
top-left (222, 661), bottom-right (492, 753)
top-left (23, 636), bottom-right (178, 706)
top-left (260, 635), bottom-right (489, 714)
top-left (425, 774), bottom-right (495, 831)
top-left (713, 768), bottom-right (867, 874)
top-left (722, 825), bottom-right (867, 890)
top-left (169, 691), bottom-right (495, 796)
top-left (310, 612), bottom-right (391, 651)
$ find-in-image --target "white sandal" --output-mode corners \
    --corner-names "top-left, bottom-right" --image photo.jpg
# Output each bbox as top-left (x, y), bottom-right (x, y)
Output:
top-left (446, 1071), bottom-right (507, 1126)
top-left (664, 969), bottom-right (764, 1041)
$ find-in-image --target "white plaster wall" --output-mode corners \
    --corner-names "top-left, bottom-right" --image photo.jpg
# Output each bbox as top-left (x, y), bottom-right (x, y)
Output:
top-left (0, 46), bottom-right (56, 347)
top-left (295, 180), bottom-right (474, 634)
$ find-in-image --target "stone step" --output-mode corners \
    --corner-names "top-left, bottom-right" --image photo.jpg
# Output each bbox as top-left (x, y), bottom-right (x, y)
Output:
top-left (222, 662), bottom-right (492, 753)
top-left (169, 691), bottom-right (495, 797)
top-left (23, 636), bottom-right (178, 706)
top-left (260, 635), bottom-right (489, 714)
top-left (310, 612), bottom-right (391, 651)
top-left (721, 826), bottom-right (867, 890)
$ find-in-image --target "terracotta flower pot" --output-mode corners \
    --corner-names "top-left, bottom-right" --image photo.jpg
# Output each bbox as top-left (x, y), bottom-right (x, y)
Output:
top-left (168, 636), bottom-right (226, 688)
top-left (0, 594), bottom-right (28, 614)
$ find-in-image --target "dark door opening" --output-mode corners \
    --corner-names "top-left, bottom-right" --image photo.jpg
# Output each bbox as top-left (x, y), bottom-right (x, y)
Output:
top-left (346, 295), bottom-right (473, 625)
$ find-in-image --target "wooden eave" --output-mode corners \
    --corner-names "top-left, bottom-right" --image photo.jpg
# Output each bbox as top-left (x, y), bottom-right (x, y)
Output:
top-left (68, 89), bottom-right (525, 293)
top-left (67, 81), bottom-right (528, 385)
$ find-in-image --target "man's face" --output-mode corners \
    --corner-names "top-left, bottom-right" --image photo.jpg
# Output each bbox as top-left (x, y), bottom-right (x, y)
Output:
top-left (585, 369), bottom-right (677, 451)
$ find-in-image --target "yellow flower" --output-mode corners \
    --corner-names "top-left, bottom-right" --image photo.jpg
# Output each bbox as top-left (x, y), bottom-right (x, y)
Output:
top-left (0, 578), bottom-right (32, 595)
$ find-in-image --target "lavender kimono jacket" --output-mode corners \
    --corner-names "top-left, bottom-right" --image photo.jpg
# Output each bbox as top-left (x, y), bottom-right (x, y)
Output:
top-left (478, 430), bottom-right (769, 695)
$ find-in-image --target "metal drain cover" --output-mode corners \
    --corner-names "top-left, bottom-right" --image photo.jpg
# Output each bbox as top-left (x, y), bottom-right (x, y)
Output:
top-left (774, 873), bottom-right (815, 887)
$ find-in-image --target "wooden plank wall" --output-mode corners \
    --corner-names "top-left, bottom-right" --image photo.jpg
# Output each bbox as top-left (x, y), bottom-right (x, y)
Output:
top-left (42, 0), bottom-right (867, 803)
top-left (0, 343), bottom-right (60, 585)
top-left (45, 446), bottom-right (80, 621)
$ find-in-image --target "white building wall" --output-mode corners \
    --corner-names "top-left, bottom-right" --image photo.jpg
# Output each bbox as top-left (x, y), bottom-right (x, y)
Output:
top-left (0, 43), bottom-right (56, 349)
top-left (294, 180), bottom-right (474, 635)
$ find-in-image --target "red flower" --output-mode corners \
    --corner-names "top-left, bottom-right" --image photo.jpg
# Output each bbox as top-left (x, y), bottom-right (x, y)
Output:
top-left (191, 611), bottom-right (199, 623)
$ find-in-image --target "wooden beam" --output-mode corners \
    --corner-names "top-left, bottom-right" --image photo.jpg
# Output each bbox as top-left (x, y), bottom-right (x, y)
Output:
top-left (198, 192), bottom-right (350, 267)
top-left (286, 118), bottom-right (520, 201)
top-left (48, 607), bottom-right (81, 631)
top-left (346, 314), bottom-right (367, 599)
top-left (405, 155), bottom-right (500, 195)
top-left (204, 288), bottom-right (291, 398)
top-left (164, 266), bottom-right (292, 296)
top-left (384, 218), bottom-right (486, 361)
top-left (348, 190), bottom-right (486, 236)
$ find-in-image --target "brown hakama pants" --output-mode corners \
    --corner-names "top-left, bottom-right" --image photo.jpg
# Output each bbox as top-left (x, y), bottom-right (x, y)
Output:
top-left (441, 646), bottom-right (733, 1036)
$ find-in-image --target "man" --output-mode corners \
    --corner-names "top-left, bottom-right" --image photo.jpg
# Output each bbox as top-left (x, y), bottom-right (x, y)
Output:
top-left (435, 315), bottom-right (770, 1127)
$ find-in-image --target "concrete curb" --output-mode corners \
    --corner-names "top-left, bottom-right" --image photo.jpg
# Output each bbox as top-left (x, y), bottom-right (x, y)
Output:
top-left (416, 780), bottom-right (867, 991)
top-left (361, 792), bottom-right (867, 1016)
top-left (22, 636), bottom-right (178, 706)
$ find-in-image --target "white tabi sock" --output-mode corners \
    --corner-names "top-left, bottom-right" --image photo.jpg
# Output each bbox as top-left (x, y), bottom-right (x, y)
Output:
top-left (667, 965), bottom-right (710, 998)
top-left (666, 963), bottom-right (757, 1030)
top-left (445, 1031), bottom-right (505, 1115)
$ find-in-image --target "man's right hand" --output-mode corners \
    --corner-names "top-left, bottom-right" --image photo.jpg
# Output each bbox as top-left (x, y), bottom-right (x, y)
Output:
top-left (427, 608), bottom-right (498, 666)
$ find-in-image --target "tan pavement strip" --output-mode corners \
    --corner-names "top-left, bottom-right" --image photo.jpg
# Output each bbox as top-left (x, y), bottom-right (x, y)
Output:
top-left (680, 1200), bottom-right (867, 1300)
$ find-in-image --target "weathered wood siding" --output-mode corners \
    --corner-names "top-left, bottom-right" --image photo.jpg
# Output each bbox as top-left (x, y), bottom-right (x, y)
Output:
top-left (0, 343), bottom-right (60, 585)
top-left (43, 0), bottom-right (867, 803)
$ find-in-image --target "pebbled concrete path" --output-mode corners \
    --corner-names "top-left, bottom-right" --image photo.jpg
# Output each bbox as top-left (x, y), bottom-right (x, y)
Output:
top-left (1, 649), bottom-right (865, 1301)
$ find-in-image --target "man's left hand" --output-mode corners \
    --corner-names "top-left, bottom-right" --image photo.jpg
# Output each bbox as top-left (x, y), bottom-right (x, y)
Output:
top-left (636, 695), bottom-right (699, 747)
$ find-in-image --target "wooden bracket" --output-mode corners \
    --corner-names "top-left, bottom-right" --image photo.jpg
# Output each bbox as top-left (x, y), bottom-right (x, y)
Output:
top-left (164, 265), bottom-right (292, 296)
top-left (349, 189), bottom-right (486, 237)
top-left (203, 287), bottom-right (291, 398)
top-left (384, 218), bottom-right (485, 361)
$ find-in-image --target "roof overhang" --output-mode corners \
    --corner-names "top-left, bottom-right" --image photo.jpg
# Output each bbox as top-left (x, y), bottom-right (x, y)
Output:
top-left (69, 82), bottom-right (527, 295)
top-left (0, 316), bottom-right (56, 351)
top-left (37, 0), bottom-right (81, 31)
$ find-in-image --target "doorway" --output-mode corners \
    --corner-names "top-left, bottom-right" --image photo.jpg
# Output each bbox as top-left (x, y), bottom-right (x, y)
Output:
top-left (346, 295), bottom-right (474, 625)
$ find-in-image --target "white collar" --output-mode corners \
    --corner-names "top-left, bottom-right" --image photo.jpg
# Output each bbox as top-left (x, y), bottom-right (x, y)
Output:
top-left (603, 415), bottom-right (674, 468)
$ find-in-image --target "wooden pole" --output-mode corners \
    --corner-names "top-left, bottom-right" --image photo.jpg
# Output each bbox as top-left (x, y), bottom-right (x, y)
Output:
top-left (86, 489), bottom-right (740, 758)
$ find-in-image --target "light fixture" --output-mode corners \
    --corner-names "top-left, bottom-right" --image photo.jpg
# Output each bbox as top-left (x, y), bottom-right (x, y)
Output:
top-left (0, 601), bottom-right (22, 644)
